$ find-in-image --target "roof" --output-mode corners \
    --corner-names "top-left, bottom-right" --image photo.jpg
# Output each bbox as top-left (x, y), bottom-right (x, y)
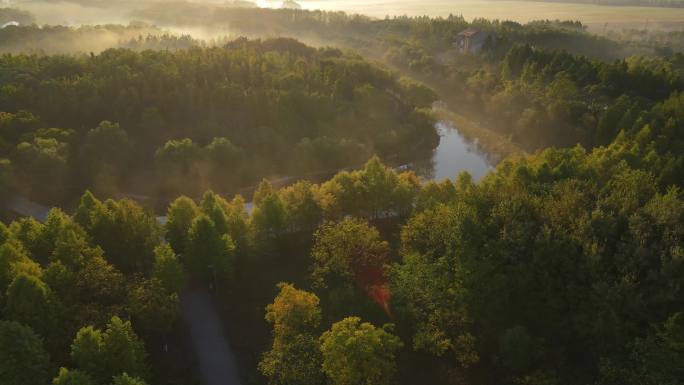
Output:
top-left (1, 21), bottom-right (20, 29)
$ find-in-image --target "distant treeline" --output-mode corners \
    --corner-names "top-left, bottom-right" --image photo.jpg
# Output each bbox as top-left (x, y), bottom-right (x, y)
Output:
top-left (131, 6), bottom-right (652, 60)
top-left (0, 23), bottom-right (199, 54)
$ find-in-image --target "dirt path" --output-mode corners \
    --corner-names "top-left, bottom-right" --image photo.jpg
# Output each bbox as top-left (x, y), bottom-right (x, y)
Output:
top-left (180, 286), bottom-right (244, 385)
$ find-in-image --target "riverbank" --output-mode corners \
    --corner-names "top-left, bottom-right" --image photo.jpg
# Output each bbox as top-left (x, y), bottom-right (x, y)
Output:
top-left (433, 104), bottom-right (526, 162)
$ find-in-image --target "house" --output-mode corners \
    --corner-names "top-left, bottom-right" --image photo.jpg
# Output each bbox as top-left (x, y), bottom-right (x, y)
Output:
top-left (454, 28), bottom-right (491, 54)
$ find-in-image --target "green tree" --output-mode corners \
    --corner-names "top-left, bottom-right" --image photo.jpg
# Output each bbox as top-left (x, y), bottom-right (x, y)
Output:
top-left (0, 242), bottom-right (34, 294)
top-left (185, 215), bottom-right (235, 280)
top-left (52, 368), bottom-right (96, 385)
top-left (36, 208), bottom-right (75, 260)
top-left (205, 137), bottom-right (245, 190)
top-left (13, 137), bottom-right (69, 201)
top-left (200, 191), bottom-right (230, 235)
top-left (280, 181), bottom-right (323, 232)
top-left (223, 195), bottom-right (250, 254)
top-left (152, 245), bottom-right (186, 294)
top-left (3, 273), bottom-right (58, 338)
top-left (259, 283), bottom-right (323, 385)
top-left (51, 224), bottom-right (91, 269)
top-left (252, 180), bottom-right (288, 241)
top-left (311, 218), bottom-right (388, 289)
top-left (88, 199), bottom-right (160, 274)
top-left (8, 217), bottom-right (44, 261)
top-left (319, 317), bottom-right (403, 385)
top-left (265, 282), bottom-right (321, 340)
top-left (155, 138), bottom-right (206, 196)
top-left (71, 317), bottom-right (148, 383)
top-left (73, 191), bottom-right (105, 234)
top-left (80, 121), bottom-right (130, 195)
top-left (164, 196), bottom-right (199, 255)
top-left (100, 317), bottom-right (148, 381)
top-left (128, 278), bottom-right (179, 338)
top-left (69, 255), bottom-right (127, 328)
top-left (70, 326), bottom-right (103, 376)
top-left (0, 320), bottom-right (54, 385)
top-left (111, 373), bottom-right (148, 385)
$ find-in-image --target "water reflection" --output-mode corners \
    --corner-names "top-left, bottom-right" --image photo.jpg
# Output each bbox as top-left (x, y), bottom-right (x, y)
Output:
top-left (413, 121), bottom-right (495, 182)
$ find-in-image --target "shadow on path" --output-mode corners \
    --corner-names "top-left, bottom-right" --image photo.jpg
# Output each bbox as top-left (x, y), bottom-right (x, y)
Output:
top-left (181, 286), bottom-right (244, 385)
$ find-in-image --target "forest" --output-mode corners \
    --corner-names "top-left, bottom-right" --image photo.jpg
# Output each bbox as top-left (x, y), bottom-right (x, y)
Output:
top-left (1, 149), bottom-right (682, 385)
top-left (123, 6), bottom-right (684, 153)
top-left (0, 37), bottom-right (436, 204)
top-left (1, 3), bottom-right (684, 385)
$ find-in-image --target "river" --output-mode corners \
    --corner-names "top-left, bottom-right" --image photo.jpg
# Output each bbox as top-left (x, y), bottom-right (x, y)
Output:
top-left (3, 118), bottom-right (494, 222)
top-left (416, 120), bottom-right (494, 182)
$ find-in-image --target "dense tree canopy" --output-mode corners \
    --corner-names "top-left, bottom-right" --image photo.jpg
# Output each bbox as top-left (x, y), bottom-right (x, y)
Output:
top-left (259, 283), bottom-right (324, 385)
top-left (0, 38), bottom-right (436, 203)
top-left (2, 8), bottom-right (684, 385)
top-left (320, 317), bottom-right (403, 385)
top-left (0, 320), bottom-right (53, 385)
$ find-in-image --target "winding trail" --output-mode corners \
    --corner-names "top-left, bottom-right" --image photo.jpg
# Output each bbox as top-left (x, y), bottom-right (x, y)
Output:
top-left (180, 286), bottom-right (244, 385)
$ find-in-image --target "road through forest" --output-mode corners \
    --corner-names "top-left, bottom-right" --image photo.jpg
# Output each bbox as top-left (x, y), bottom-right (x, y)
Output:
top-left (180, 286), bottom-right (244, 385)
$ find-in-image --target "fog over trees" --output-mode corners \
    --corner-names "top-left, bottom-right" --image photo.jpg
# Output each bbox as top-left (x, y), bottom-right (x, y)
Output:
top-left (1, 2), bottom-right (684, 385)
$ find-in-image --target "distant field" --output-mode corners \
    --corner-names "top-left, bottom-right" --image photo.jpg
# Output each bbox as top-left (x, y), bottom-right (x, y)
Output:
top-left (291, 0), bottom-right (684, 30)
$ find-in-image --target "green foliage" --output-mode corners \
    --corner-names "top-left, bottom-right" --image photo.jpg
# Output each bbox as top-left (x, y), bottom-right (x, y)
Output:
top-left (74, 191), bottom-right (106, 234)
top-left (322, 156), bottom-right (421, 219)
top-left (155, 139), bottom-right (205, 197)
top-left (3, 273), bottom-right (58, 338)
top-left (265, 283), bottom-right (321, 339)
top-left (52, 368), bottom-right (96, 385)
top-left (311, 218), bottom-right (388, 289)
top-left (319, 317), bottom-right (403, 385)
top-left (80, 121), bottom-right (130, 196)
top-left (152, 245), bottom-right (186, 294)
top-left (13, 136), bottom-right (69, 201)
top-left (100, 317), bottom-right (148, 380)
top-left (111, 373), bottom-right (148, 385)
top-left (252, 180), bottom-right (289, 242)
top-left (498, 326), bottom-right (540, 373)
top-left (600, 312), bottom-right (684, 385)
top-left (0, 241), bottom-right (34, 294)
top-left (164, 196), bottom-right (199, 255)
top-left (127, 278), bottom-right (179, 338)
top-left (391, 146), bottom-right (684, 383)
top-left (71, 316), bottom-right (148, 383)
top-left (0, 320), bottom-right (54, 385)
top-left (86, 198), bottom-right (160, 275)
top-left (259, 283), bottom-right (324, 385)
top-left (0, 39), bottom-right (435, 201)
top-left (67, 255), bottom-right (127, 328)
top-left (1, 195), bottom-right (178, 382)
top-left (185, 215), bottom-right (235, 279)
top-left (70, 326), bottom-right (104, 376)
top-left (260, 334), bottom-right (324, 385)
top-left (280, 181), bottom-right (323, 232)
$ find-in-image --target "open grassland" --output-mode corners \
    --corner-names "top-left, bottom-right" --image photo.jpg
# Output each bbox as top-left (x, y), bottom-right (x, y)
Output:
top-left (296, 0), bottom-right (684, 30)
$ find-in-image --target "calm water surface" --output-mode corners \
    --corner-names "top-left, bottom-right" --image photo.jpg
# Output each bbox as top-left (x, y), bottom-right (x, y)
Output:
top-left (415, 121), bottom-right (494, 182)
